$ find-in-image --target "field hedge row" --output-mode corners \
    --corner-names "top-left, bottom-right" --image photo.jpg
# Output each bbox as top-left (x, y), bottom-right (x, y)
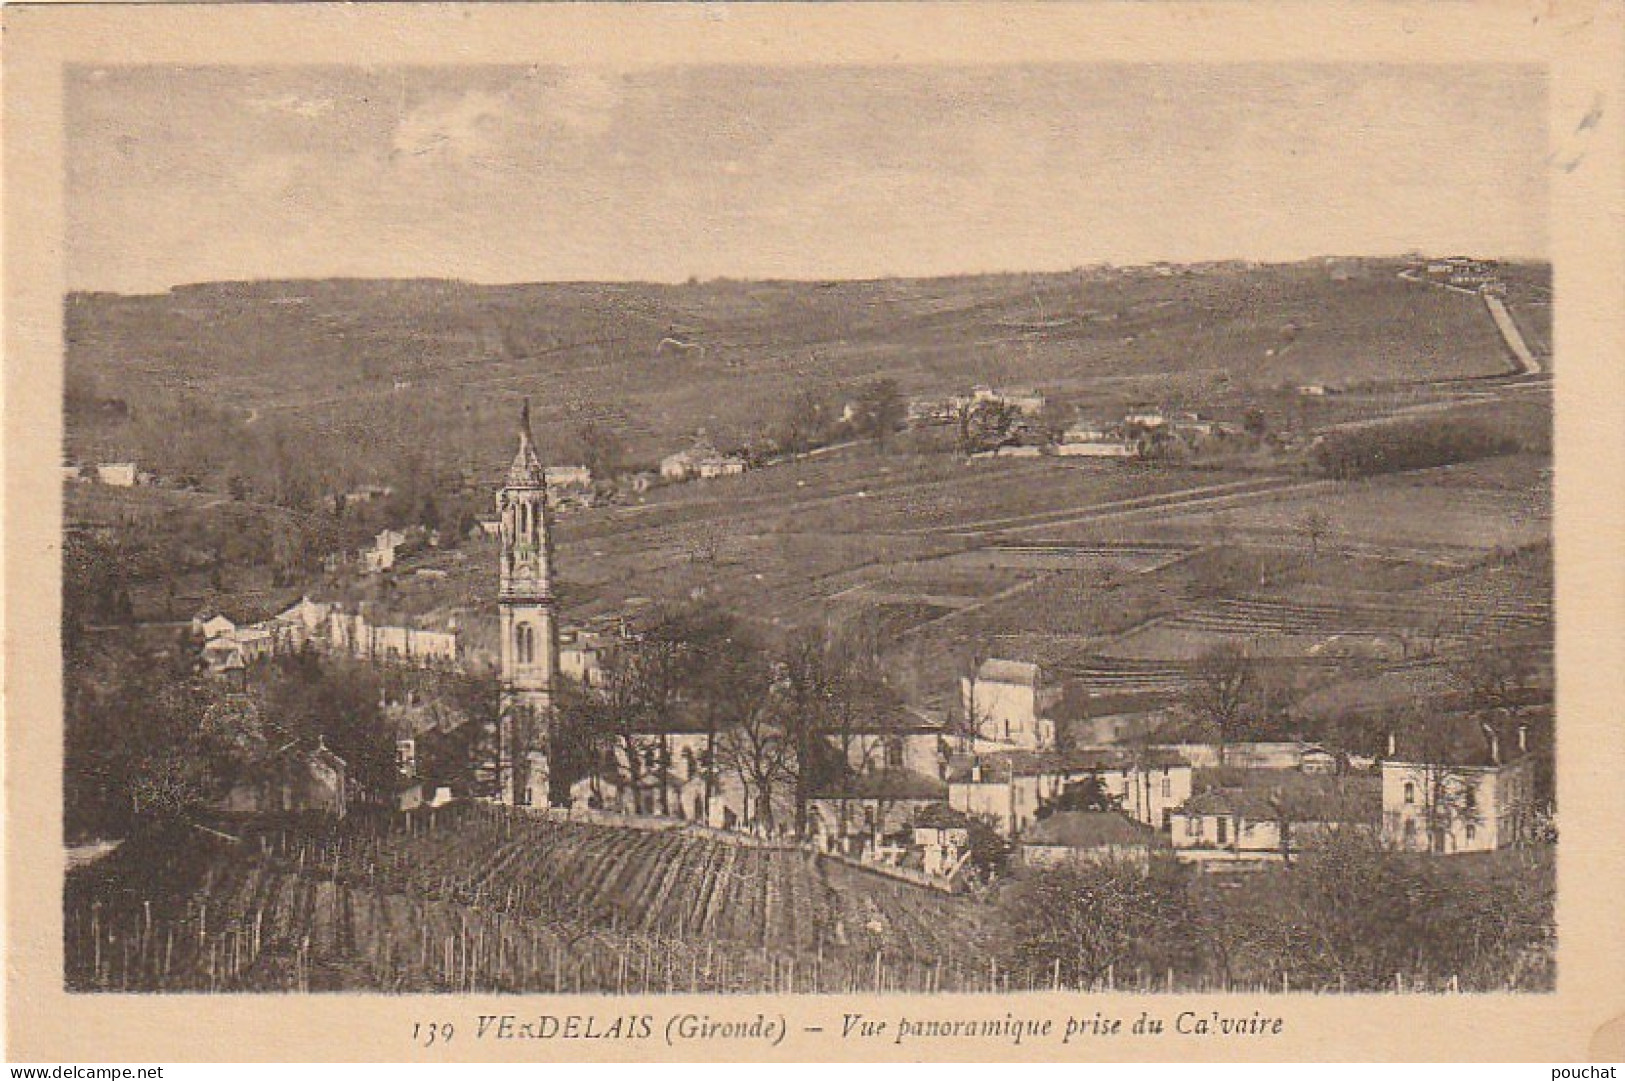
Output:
top-left (1313, 419), bottom-right (1524, 480)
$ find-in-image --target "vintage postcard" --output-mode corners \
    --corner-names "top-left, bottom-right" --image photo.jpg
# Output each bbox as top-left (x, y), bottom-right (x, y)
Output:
top-left (5, 1), bottom-right (1624, 1064)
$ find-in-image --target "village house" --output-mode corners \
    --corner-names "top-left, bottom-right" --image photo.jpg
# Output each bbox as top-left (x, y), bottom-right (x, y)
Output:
top-left (1055, 419), bottom-right (1137, 458)
top-left (1168, 412), bottom-right (1219, 438)
top-left (1021, 811), bottom-right (1166, 869)
top-left (911, 804), bottom-right (974, 878)
top-left (1052, 688), bottom-right (1173, 748)
top-left (360, 528), bottom-right (406, 574)
top-left (660, 434), bottom-right (744, 483)
top-left (659, 449), bottom-right (698, 480)
top-left (342, 483), bottom-right (394, 508)
top-left (1381, 720), bottom-right (1539, 854)
top-left (1170, 772), bottom-right (1381, 868)
top-left (959, 385), bottom-right (1047, 417)
top-left (941, 385), bottom-right (1049, 421)
top-left (544, 465), bottom-right (593, 490)
top-left (95, 461), bottom-right (139, 487)
top-left (200, 636), bottom-right (246, 677)
top-left (557, 627), bottom-right (616, 688)
top-left (1160, 741), bottom-right (1342, 772)
top-left (216, 739), bottom-right (348, 819)
top-left (946, 747), bottom-right (1192, 837)
top-left (192, 601), bottom-right (300, 675)
top-left (564, 726), bottom-right (763, 831)
top-left (906, 397), bottom-right (958, 425)
top-left (192, 611), bottom-right (238, 642)
top-left (1122, 409), bottom-right (1167, 431)
top-left (960, 659), bottom-right (1060, 751)
top-left (808, 768), bottom-right (950, 860)
top-left (695, 453), bottom-right (748, 479)
top-left (839, 706), bottom-right (951, 778)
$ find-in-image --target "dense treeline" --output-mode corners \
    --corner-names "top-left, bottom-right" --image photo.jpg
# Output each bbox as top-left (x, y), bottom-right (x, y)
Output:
top-left (62, 631), bottom-right (491, 840)
top-left (1313, 418), bottom-right (1523, 480)
top-left (999, 836), bottom-right (1554, 991)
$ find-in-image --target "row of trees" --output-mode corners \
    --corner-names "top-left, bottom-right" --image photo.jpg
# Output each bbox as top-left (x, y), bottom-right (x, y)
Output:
top-left (1313, 418), bottom-right (1523, 480)
top-left (1166, 630), bottom-right (1542, 759)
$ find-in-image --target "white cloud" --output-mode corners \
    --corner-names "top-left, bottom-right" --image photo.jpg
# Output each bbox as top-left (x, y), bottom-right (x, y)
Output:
top-left (248, 93), bottom-right (335, 120)
top-left (392, 89), bottom-right (507, 163)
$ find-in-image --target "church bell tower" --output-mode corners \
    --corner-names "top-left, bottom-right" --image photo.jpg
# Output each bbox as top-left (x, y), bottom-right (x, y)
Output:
top-left (497, 399), bottom-right (558, 805)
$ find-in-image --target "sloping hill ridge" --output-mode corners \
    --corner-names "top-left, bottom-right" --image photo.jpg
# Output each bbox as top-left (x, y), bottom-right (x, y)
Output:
top-left (66, 258), bottom-right (1547, 469)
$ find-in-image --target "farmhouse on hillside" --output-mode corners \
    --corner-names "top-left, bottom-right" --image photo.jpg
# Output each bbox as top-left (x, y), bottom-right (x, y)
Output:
top-left (95, 461), bottom-right (139, 487)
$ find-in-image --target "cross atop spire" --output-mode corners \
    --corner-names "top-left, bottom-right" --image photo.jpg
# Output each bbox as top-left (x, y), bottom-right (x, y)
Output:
top-left (506, 398), bottom-right (546, 488)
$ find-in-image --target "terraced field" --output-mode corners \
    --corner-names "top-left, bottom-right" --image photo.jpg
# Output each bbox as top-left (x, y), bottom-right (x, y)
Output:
top-left (65, 805), bottom-right (997, 994)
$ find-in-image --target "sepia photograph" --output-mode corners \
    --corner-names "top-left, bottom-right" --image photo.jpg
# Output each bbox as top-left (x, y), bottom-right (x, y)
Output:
top-left (52, 57), bottom-right (1561, 1000)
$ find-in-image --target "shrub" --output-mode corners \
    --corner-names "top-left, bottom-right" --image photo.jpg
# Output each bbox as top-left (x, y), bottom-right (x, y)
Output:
top-left (997, 854), bottom-right (1195, 986)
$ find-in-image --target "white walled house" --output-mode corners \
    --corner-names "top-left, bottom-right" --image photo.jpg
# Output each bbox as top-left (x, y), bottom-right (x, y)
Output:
top-left (960, 659), bottom-right (1060, 751)
top-left (946, 748), bottom-right (1192, 837)
top-left (544, 465), bottom-right (593, 489)
top-left (192, 613), bottom-right (237, 641)
top-left (1171, 773), bottom-right (1380, 867)
top-left (95, 462), bottom-right (138, 487)
top-left (1381, 723), bottom-right (1539, 854)
top-left (807, 769), bottom-right (950, 858)
top-left (912, 804), bottom-right (974, 878)
top-left (838, 707), bottom-right (951, 779)
top-left (558, 638), bottom-right (608, 688)
top-left (565, 729), bottom-right (764, 831)
top-left (695, 455), bottom-right (748, 479)
top-left (659, 450), bottom-right (697, 480)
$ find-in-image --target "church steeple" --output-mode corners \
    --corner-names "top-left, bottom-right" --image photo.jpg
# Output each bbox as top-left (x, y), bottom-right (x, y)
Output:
top-left (495, 398), bottom-right (558, 805)
top-left (507, 397), bottom-right (546, 490)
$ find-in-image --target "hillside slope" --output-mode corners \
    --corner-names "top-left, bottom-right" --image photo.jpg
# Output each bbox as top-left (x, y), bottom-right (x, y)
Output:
top-left (66, 258), bottom-right (1545, 476)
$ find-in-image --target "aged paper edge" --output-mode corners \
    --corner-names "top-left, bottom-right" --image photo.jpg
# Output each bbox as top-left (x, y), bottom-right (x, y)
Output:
top-left (5, 1), bottom-right (1624, 1063)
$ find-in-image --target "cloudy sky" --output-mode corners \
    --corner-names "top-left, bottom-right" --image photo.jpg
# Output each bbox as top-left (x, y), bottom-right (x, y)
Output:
top-left (67, 64), bottom-right (1548, 293)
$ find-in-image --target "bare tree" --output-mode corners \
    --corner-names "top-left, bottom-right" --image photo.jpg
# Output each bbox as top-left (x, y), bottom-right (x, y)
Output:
top-left (573, 636), bottom-right (683, 815)
top-left (716, 657), bottom-right (794, 834)
top-left (779, 626), bottom-right (848, 837)
top-left (1295, 507), bottom-right (1332, 559)
top-left (950, 651), bottom-right (998, 752)
top-left (1393, 711), bottom-right (1488, 855)
top-left (1446, 641), bottom-right (1533, 720)
top-left (1183, 642), bottom-right (1258, 767)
